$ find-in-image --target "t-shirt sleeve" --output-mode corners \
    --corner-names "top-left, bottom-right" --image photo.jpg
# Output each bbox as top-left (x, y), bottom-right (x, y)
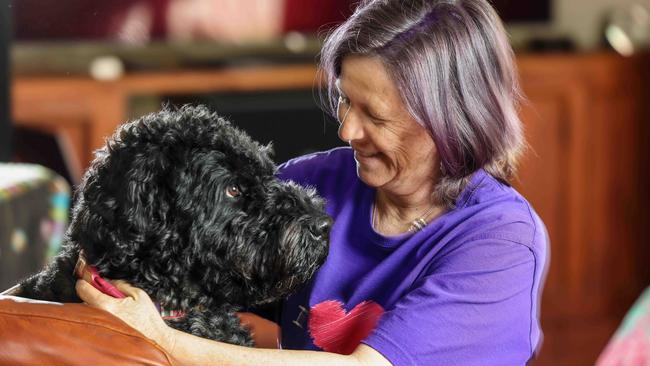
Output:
top-left (276, 148), bottom-right (352, 189)
top-left (362, 237), bottom-right (538, 366)
top-left (277, 153), bottom-right (322, 186)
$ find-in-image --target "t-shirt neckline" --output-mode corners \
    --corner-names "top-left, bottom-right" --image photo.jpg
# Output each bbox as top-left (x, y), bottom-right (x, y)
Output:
top-left (363, 169), bottom-right (488, 249)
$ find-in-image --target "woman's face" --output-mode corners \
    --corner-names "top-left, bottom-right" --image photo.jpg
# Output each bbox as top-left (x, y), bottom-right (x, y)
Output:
top-left (337, 55), bottom-right (439, 196)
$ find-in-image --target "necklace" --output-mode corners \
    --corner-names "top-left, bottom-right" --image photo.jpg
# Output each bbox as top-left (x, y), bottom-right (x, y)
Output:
top-left (372, 200), bottom-right (439, 233)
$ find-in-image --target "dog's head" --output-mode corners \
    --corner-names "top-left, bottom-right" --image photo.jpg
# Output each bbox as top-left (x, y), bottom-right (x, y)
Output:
top-left (69, 105), bottom-right (330, 309)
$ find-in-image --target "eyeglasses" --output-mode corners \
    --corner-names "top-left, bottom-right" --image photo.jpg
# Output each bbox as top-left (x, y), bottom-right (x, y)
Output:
top-left (336, 94), bottom-right (351, 125)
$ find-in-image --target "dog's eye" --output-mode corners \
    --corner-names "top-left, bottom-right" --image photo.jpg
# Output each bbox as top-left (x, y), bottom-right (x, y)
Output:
top-left (225, 185), bottom-right (242, 198)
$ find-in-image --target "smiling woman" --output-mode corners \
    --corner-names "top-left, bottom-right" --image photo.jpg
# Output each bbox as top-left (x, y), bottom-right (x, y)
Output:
top-left (334, 56), bottom-right (441, 235)
top-left (320, 0), bottom-right (525, 208)
top-left (75, 1), bottom-right (548, 366)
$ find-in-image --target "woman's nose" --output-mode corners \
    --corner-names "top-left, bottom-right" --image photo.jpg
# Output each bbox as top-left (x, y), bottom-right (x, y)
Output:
top-left (338, 112), bottom-right (364, 143)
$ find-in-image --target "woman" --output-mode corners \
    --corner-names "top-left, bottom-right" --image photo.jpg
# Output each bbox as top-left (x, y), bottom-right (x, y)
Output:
top-left (76, 0), bottom-right (548, 365)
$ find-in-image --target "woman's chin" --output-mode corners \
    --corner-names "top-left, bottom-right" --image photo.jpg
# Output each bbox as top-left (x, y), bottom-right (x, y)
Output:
top-left (355, 163), bottom-right (392, 188)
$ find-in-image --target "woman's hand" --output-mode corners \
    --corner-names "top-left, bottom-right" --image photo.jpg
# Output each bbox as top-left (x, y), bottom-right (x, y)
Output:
top-left (75, 280), bottom-right (176, 353)
top-left (237, 312), bottom-right (281, 349)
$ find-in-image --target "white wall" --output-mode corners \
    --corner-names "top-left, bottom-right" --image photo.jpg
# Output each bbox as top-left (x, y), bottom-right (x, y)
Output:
top-left (508, 0), bottom-right (650, 50)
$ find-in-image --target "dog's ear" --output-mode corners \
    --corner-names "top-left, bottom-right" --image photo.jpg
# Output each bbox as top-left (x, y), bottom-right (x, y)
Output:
top-left (72, 140), bottom-right (174, 266)
top-left (120, 145), bottom-right (170, 232)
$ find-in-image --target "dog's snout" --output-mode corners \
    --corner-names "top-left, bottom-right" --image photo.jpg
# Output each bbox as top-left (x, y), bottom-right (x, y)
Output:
top-left (309, 217), bottom-right (332, 239)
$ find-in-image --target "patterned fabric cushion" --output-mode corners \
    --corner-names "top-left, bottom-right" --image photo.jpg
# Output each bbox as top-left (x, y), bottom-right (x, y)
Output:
top-left (0, 163), bottom-right (69, 289)
top-left (597, 288), bottom-right (650, 365)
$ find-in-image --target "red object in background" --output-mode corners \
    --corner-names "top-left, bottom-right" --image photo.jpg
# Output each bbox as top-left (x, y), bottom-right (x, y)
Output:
top-left (282, 0), bottom-right (355, 33)
top-left (13, 0), bottom-right (169, 40)
top-left (13, 0), bottom-right (354, 41)
top-left (13, 0), bottom-right (548, 41)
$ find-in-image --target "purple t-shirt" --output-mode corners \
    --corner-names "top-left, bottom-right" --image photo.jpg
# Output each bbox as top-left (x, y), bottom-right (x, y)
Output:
top-left (278, 147), bottom-right (548, 366)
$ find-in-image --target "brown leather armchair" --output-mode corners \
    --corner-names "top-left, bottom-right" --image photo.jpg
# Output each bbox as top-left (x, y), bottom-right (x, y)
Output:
top-left (0, 294), bottom-right (176, 365)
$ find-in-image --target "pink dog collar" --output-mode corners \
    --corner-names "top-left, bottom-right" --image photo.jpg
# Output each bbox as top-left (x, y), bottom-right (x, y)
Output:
top-left (74, 251), bottom-right (126, 299)
top-left (86, 265), bottom-right (127, 299)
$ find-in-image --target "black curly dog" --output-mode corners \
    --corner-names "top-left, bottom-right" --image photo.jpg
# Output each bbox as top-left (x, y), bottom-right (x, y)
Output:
top-left (14, 105), bottom-right (330, 346)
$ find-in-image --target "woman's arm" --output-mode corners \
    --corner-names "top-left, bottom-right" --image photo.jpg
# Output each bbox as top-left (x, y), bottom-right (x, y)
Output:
top-left (168, 329), bottom-right (388, 366)
top-left (75, 280), bottom-right (392, 366)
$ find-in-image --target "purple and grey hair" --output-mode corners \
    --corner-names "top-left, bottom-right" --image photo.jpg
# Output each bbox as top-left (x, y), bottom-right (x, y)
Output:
top-left (319, 0), bottom-right (525, 207)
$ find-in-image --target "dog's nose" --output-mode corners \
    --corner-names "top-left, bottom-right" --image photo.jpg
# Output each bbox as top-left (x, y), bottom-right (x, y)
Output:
top-left (309, 217), bottom-right (332, 239)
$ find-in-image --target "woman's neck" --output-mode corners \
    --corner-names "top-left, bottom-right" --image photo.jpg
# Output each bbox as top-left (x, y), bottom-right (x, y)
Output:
top-left (373, 187), bottom-right (444, 236)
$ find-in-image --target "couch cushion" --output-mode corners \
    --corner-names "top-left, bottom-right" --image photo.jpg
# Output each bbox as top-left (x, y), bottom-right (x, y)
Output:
top-left (0, 295), bottom-right (175, 365)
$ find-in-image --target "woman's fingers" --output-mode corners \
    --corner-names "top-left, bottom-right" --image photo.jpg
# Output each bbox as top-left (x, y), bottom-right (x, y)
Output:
top-left (75, 279), bottom-right (115, 308)
top-left (75, 279), bottom-right (173, 349)
top-left (112, 280), bottom-right (143, 299)
top-left (236, 312), bottom-right (281, 349)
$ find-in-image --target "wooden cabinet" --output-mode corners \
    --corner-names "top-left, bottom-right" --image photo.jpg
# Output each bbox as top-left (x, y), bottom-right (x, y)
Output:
top-left (515, 53), bottom-right (650, 366)
top-left (12, 64), bottom-right (320, 175)
top-left (12, 52), bottom-right (650, 365)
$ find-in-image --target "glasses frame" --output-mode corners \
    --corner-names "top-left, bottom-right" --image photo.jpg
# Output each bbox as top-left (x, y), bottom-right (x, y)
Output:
top-left (336, 95), bottom-right (351, 125)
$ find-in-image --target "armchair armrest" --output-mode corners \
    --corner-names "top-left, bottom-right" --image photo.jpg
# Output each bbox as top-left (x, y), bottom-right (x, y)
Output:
top-left (0, 295), bottom-right (176, 365)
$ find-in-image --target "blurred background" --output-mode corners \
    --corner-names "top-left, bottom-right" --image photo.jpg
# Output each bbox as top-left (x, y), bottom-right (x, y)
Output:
top-left (1, 1), bottom-right (650, 365)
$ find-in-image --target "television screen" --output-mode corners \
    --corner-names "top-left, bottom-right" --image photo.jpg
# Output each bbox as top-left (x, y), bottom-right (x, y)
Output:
top-left (493, 0), bottom-right (552, 23)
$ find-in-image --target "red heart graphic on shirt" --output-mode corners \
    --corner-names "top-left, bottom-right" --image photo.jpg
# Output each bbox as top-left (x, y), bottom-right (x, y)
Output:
top-left (308, 300), bottom-right (384, 355)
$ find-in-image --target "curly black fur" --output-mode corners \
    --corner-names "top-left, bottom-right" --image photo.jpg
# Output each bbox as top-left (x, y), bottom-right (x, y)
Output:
top-left (17, 105), bottom-right (330, 346)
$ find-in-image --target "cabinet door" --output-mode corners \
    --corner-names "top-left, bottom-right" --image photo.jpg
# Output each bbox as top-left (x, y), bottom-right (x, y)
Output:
top-left (516, 55), bottom-right (650, 366)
